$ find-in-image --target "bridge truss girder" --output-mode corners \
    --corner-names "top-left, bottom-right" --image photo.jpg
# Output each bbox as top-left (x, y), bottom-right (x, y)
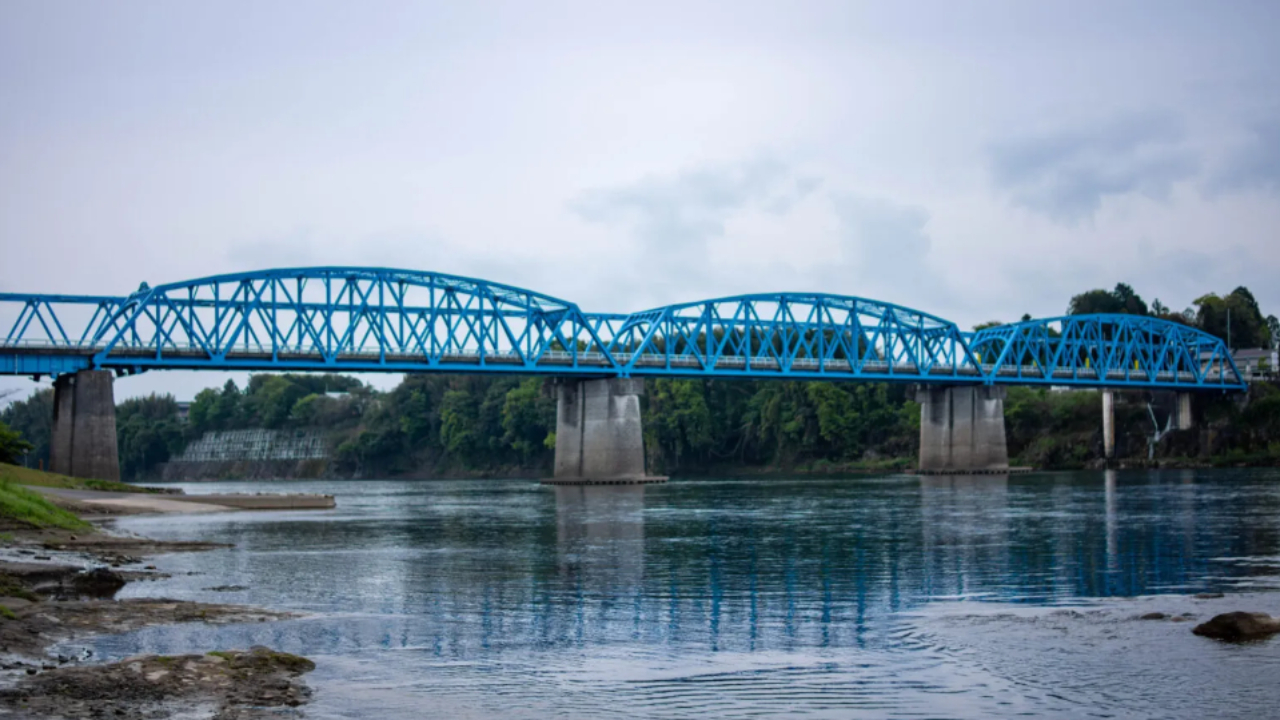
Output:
top-left (0, 267), bottom-right (1248, 391)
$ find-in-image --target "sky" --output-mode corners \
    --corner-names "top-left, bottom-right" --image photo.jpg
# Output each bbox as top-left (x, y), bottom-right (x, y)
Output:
top-left (2, 1), bottom-right (1278, 404)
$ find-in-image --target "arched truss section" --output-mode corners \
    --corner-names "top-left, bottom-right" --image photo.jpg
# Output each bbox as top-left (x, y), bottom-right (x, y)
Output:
top-left (969, 314), bottom-right (1246, 389)
top-left (1, 294), bottom-right (127, 348)
top-left (85, 267), bottom-right (616, 374)
top-left (0, 276), bottom-right (1252, 391)
top-left (596, 293), bottom-right (982, 381)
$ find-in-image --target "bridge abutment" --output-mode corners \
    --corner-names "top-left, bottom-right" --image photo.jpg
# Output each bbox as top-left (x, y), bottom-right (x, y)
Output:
top-left (549, 378), bottom-right (663, 485)
top-left (916, 385), bottom-right (1009, 473)
top-left (49, 370), bottom-right (120, 482)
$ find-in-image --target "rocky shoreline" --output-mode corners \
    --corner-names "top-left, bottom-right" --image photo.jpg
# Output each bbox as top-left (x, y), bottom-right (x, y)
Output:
top-left (0, 524), bottom-right (316, 719)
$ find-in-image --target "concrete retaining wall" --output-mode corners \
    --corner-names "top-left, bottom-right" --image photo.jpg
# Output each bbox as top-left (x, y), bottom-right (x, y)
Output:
top-left (176, 429), bottom-right (327, 462)
top-left (163, 429), bottom-right (330, 480)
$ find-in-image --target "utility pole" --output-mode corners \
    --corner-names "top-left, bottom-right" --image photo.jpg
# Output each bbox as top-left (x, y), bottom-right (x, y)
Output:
top-left (1227, 307), bottom-right (1232, 351)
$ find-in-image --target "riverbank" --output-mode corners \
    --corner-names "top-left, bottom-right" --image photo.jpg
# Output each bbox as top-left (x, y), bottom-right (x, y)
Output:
top-left (0, 466), bottom-right (328, 718)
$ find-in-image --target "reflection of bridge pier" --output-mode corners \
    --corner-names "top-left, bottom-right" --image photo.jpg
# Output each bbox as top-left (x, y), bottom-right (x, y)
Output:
top-left (555, 485), bottom-right (647, 593)
top-left (919, 474), bottom-right (1011, 596)
top-left (1105, 469), bottom-right (1117, 577)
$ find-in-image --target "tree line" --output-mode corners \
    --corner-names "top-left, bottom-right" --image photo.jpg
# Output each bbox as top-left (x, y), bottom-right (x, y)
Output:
top-left (1, 283), bottom-right (1277, 478)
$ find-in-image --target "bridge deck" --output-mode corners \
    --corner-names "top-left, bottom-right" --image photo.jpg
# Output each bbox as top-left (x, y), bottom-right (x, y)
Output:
top-left (0, 341), bottom-right (1237, 388)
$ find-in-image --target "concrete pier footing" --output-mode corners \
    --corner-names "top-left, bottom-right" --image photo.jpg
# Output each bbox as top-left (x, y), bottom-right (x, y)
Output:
top-left (916, 385), bottom-right (1010, 473)
top-left (49, 370), bottom-right (121, 482)
top-left (548, 378), bottom-right (665, 485)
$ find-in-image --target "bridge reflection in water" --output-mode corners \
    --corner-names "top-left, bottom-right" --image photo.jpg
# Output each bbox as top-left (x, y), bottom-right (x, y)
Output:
top-left (89, 472), bottom-right (1280, 665)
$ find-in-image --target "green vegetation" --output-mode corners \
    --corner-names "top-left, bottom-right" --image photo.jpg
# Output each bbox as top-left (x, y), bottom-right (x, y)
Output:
top-left (1066, 283), bottom-right (1275, 351)
top-left (0, 573), bottom-right (39, 602)
top-left (0, 420), bottom-right (32, 465)
top-left (0, 463), bottom-right (162, 494)
top-left (0, 480), bottom-right (91, 531)
top-left (0, 284), bottom-right (1276, 478)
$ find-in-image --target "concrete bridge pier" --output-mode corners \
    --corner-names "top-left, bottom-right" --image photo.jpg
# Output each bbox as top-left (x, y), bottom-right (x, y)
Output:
top-left (49, 369), bottom-right (120, 482)
top-left (916, 385), bottom-right (1010, 473)
top-left (1175, 392), bottom-right (1193, 430)
top-left (548, 378), bottom-right (664, 485)
top-left (1102, 389), bottom-right (1115, 459)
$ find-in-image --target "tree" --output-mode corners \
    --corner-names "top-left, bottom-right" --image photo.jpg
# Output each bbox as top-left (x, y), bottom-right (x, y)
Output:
top-left (645, 379), bottom-right (714, 470)
top-left (0, 389), bottom-right (53, 467)
top-left (500, 379), bottom-right (554, 463)
top-left (187, 387), bottom-right (219, 434)
top-left (115, 394), bottom-right (186, 479)
top-left (1067, 283), bottom-right (1149, 316)
top-left (1195, 287), bottom-right (1271, 349)
top-left (245, 375), bottom-right (309, 428)
top-left (209, 380), bottom-right (244, 430)
top-left (1269, 316), bottom-right (1280, 350)
top-left (439, 389), bottom-right (480, 460)
top-left (0, 419), bottom-right (33, 465)
top-left (1111, 283), bottom-right (1149, 315)
top-left (1068, 289), bottom-right (1119, 315)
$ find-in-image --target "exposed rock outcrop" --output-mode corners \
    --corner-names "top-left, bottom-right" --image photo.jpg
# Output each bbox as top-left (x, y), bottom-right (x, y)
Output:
top-left (1192, 612), bottom-right (1280, 641)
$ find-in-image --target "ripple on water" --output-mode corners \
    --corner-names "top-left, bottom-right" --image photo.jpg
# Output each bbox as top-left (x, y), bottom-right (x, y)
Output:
top-left (90, 472), bottom-right (1280, 719)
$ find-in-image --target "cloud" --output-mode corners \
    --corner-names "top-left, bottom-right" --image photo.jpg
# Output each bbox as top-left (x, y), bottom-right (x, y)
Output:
top-left (567, 158), bottom-right (821, 306)
top-left (987, 112), bottom-right (1199, 224)
top-left (831, 194), bottom-right (931, 269)
top-left (570, 157), bottom-right (818, 260)
top-left (817, 192), bottom-right (967, 313)
top-left (1208, 119), bottom-right (1280, 195)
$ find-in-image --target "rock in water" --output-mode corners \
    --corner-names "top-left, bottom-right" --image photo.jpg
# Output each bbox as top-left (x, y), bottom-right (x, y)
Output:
top-left (1192, 612), bottom-right (1280, 641)
top-left (71, 568), bottom-right (127, 597)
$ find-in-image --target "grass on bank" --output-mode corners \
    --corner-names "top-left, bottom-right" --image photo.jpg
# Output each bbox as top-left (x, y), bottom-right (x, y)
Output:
top-left (0, 480), bottom-right (91, 532)
top-left (0, 463), bottom-right (162, 494)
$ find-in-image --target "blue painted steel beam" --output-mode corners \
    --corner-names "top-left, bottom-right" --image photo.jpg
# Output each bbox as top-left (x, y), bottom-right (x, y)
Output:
top-left (0, 267), bottom-right (1248, 391)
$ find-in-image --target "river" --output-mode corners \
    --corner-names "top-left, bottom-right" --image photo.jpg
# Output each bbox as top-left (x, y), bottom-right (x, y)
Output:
top-left (77, 469), bottom-right (1280, 719)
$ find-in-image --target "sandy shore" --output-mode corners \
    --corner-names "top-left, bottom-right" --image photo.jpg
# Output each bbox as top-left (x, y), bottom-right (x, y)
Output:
top-left (30, 486), bottom-right (337, 514)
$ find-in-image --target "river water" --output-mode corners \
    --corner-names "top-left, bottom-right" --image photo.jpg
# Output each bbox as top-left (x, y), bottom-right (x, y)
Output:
top-left (82, 470), bottom-right (1280, 719)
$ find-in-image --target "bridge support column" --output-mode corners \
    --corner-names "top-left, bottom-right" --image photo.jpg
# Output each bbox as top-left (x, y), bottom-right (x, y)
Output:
top-left (1102, 389), bottom-right (1115, 459)
top-left (916, 386), bottom-right (1009, 473)
top-left (1175, 392), bottom-right (1193, 430)
top-left (49, 370), bottom-right (120, 482)
top-left (549, 378), bottom-right (662, 484)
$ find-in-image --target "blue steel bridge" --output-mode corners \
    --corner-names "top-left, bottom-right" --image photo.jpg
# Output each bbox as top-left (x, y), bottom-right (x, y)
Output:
top-left (0, 266), bottom-right (1247, 390)
top-left (0, 267), bottom-right (1246, 484)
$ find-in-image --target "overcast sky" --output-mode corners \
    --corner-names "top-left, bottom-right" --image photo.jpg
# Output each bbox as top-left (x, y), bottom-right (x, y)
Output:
top-left (2, 1), bottom-right (1278, 404)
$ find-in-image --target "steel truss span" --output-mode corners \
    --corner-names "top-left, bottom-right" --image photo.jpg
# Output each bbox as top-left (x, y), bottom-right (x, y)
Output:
top-left (0, 267), bottom-right (1247, 391)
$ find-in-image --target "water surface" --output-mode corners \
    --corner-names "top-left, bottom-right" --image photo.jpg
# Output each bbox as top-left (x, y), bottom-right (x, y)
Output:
top-left (86, 470), bottom-right (1280, 718)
